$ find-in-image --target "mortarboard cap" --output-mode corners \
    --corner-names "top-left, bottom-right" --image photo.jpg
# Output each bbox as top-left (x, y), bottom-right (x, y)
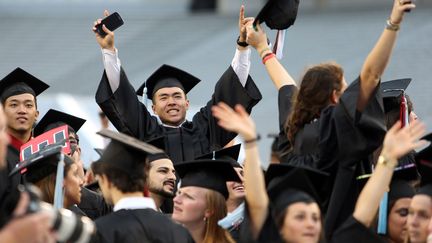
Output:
top-left (9, 143), bottom-right (73, 183)
top-left (94, 148), bottom-right (104, 157)
top-left (0, 67), bottom-right (49, 103)
top-left (254, 0), bottom-right (300, 30)
top-left (388, 179), bottom-right (415, 203)
top-left (136, 64), bottom-right (200, 100)
top-left (175, 159), bottom-right (241, 199)
top-left (195, 144), bottom-right (242, 168)
top-left (145, 136), bottom-right (169, 162)
top-left (381, 78), bottom-right (411, 99)
top-left (33, 109), bottom-right (86, 137)
top-left (91, 129), bottom-right (163, 177)
top-left (267, 166), bottom-right (327, 217)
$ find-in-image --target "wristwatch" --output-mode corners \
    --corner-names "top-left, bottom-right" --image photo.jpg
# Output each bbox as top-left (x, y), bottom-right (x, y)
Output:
top-left (237, 36), bottom-right (249, 47)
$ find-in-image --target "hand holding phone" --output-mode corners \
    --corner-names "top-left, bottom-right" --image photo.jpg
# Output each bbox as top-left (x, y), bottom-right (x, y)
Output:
top-left (96, 12), bottom-right (124, 37)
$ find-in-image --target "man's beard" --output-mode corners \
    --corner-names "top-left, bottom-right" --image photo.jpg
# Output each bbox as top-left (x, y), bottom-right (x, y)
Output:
top-left (149, 186), bottom-right (175, 199)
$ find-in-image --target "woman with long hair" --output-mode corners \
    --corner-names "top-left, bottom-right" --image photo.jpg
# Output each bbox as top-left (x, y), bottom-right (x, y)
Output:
top-left (212, 102), bottom-right (326, 243)
top-left (18, 150), bottom-right (83, 209)
top-left (246, 0), bottom-right (415, 237)
top-left (172, 159), bottom-right (239, 243)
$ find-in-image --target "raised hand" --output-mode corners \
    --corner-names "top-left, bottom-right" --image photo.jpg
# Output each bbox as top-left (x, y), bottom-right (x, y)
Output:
top-left (381, 120), bottom-right (427, 161)
top-left (92, 10), bottom-right (115, 51)
top-left (238, 5), bottom-right (254, 43)
top-left (390, 0), bottom-right (416, 24)
top-left (212, 102), bottom-right (257, 141)
top-left (246, 22), bottom-right (269, 54)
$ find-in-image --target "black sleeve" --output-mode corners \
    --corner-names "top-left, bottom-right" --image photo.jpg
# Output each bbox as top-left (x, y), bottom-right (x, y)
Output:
top-left (239, 202), bottom-right (283, 243)
top-left (192, 66), bottom-right (262, 149)
top-left (95, 67), bottom-right (161, 140)
top-left (318, 76), bottom-right (386, 171)
top-left (277, 85), bottom-right (298, 154)
top-left (331, 216), bottom-right (386, 243)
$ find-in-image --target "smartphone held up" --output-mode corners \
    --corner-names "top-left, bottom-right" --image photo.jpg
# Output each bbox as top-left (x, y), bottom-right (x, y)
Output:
top-left (96, 12), bottom-right (124, 37)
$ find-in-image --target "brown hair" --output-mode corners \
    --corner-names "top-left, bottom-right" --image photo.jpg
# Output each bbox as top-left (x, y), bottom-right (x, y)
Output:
top-left (276, 202), bottom-right (326, 243)
top-left (34, 173), bottom-right (56, 203)
top-left (202, 190), bottom-right (235, 243)
top-left (285, 62), bottom-right (344, 146)
top-left (34, 156), bottom-right (75, 204)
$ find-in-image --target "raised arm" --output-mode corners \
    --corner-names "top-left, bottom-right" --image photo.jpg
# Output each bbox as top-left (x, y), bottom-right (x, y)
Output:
top-left (358, 0), bottom-right (415, 111)
top-left (246, 22), bottom-right (296, 90)
top-left (353, 121), bottom-right (426, 226)
top-left (231, 5), bottom-right (253, 87)
top-left (212, 102), bottom-right (268, 239)
top-left (92, 10), bottom-right (121, 92)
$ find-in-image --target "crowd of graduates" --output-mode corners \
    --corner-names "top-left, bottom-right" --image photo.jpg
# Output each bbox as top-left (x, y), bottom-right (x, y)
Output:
top-left (0, 0), bottom-right (431, 242)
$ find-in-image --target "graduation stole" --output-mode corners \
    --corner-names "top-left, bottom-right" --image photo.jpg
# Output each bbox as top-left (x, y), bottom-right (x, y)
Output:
top-left (377, 91), bottom-right (409, 234)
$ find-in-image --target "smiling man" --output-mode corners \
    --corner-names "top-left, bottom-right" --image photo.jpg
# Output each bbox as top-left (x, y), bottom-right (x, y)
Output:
top-left (93, 9), bottom-right (261, 164)
top-left (0, 68), bottom-right (49, 211)
top-left (147, 152), bottom-right (176, 213)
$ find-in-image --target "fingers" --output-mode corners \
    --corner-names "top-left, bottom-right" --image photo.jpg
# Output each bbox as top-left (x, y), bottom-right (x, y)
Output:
top-left (239, 5), bottom-right (244, 23)
top-left (243, 17), bottom-right (254, 25)
top-left (387, 121), bottom-right (402, 135)
top-left (234, 104), bottom-right (248, 117)
top-left (104, 9), bottom-right (110, 17)
top-left (102, 24), bottom-right (113, 36)
top-left (409, 120), bottom-right (426, 140)
top-left (13, 192), bottom-right (29, 217)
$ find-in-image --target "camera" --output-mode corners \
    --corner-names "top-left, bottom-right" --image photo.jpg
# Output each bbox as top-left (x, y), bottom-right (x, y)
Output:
top-left (20, 184), bottom-right (96, 243)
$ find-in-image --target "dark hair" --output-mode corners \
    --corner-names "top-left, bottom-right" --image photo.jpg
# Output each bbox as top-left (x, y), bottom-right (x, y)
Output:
top-left (385, 94), bottom-right (413, 129)
top-left (92, 162), bottom-right (147, 193)
top-left (285, 63), bottom-right (344, 146)
top-left (34, 155), bottom-right (75, 204)
top-left (275, 200), bottom-right (326, 243)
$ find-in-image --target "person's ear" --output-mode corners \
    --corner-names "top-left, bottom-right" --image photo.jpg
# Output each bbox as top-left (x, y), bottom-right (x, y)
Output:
top-left (204, 208), bottom-right (213, 218)
top-left (185, 99), bottom-right (190, 111)
top-left (35, 110), bottom-right (39, 120)
top-left (330, 90), bottom-right (339, 104)
top-left (152, 103), bottom-right (157, 114)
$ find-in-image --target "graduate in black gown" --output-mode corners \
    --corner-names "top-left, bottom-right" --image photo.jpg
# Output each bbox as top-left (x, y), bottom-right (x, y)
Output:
top-left (145, 136), bottom-right (176, 213)
top-left (212, 102), bottom-right (327, 243)
top-left (0, 67), bottom-right (49, 226)
top-left (331, 121), bottom-right (426, 243)
top-left (172, 158), bottom-right (241, 243)
top-left (92, 10), bottom-right (261, 164)
top-left (33, 109), bottom-right (113, 219)
top-left (194, 144), bottom-right (246, 242)
top-left (246, 0), bottom-right (415, 237)
top-left (92, 129), bottom-right (193, 243)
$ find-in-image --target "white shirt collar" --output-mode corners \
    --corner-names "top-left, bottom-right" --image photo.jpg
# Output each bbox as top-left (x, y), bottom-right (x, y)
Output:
top-left (113, 197), bottom-right (157, 212)
top-left (161, 120), bottom-right (187, 128)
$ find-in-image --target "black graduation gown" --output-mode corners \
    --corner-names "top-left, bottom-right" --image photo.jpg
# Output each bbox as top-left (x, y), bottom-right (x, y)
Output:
top-left (78, 187), bottom-right (112, 220)
top-left (94, 208), bottom-right (194, 243)
top-left (276, 77), bottom-right (386, 239)
top-left (331, 216), bottom-right (385, 243)
top-left (0, 145), bottom-right (22, 227)
top-left (95, 66), bottom-right (262, 164)
top-left (238, 202), bottom-right (283, 243)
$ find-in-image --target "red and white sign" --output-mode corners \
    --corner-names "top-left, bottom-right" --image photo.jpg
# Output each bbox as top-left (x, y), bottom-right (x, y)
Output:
top-left (20, 125), bottom-right (71, 161)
